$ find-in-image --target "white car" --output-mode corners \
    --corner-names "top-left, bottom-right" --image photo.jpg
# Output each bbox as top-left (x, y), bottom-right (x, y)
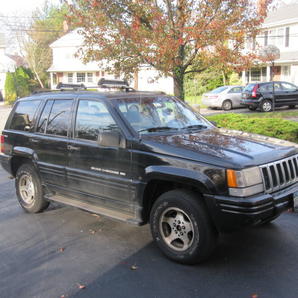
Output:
top-left (202, 85), bottom-right (244, 110)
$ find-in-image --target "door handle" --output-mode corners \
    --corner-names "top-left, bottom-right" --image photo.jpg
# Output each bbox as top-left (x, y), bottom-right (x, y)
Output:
top-left (67, 145), bottom-right (80, 151)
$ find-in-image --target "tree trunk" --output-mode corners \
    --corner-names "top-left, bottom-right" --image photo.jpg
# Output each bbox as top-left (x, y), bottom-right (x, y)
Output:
top-left (222, 70), bottom-right (226, 85)
top-left (173, 70), bottom-right (185, 101)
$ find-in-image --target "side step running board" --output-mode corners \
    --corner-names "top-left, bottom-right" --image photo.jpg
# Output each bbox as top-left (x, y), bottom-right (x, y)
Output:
top-left (48, 194), bottom-right (139, 224)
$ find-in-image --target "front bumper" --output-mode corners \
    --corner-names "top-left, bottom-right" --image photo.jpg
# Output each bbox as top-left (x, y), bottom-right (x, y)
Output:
top-left (204, 183), bottom-right (297, 232)
top-left (0, 153), bottom-right (12, 175)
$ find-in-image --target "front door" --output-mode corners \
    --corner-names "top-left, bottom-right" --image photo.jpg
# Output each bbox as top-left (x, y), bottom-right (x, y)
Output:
top-left (66, 98), bottom-right (133, 214)
top-left (280, 82), bottom-right (298, 105)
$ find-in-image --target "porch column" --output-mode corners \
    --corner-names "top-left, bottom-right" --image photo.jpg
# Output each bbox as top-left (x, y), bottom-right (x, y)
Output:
top-left (50, 72), bottom-right (54, 90)
top-left (266, 65), bottom-right (271, 82)
top-left (241, 71), bottom-right (246, 85)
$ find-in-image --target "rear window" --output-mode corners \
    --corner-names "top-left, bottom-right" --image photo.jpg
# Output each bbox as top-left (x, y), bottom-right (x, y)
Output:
top-left (210, 86), bottom-right (228, 94)
top-left (243, 84), bottom-right (256, 92)
top-left (9, 100), bottom-right (41, 131)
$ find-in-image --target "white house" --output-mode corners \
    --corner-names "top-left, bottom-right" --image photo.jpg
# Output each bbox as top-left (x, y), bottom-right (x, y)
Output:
top-left (0, 33), bottom-right (17, 101)
top-left (242, 3), bottom-right (298, 85)
top-left (48, 29), bottom-right (174, 94)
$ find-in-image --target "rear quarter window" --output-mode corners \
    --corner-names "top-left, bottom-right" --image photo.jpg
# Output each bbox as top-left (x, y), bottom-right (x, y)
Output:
top-left (243, 84), bottom-right (255, 92)
top-left (8, 100), bottom-right (41, 131)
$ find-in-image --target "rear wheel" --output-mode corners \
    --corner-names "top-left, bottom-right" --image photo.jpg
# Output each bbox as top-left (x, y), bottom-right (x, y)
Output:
top-left (222, 100), bottom-right (232, 111)
top-left (15, 163), bottom-right (49, 213)
top-left (260, 99), bottom-right (273, 112)
top-left (289, 105), bottom-right (296, 109)
top-left (150, 189), bottom-right (218, 264)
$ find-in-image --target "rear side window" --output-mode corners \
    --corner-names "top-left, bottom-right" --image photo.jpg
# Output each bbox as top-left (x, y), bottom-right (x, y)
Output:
top-left (228, 87), bottom-right (243, 93)
top-left (243, 84), bottom-right (256, 92)
top-left (210, 86), bottom-right (228, 94)
top-left (9, 100), bottom-right (40, 131)
top-left (37, 99), bottom-right (73, 136)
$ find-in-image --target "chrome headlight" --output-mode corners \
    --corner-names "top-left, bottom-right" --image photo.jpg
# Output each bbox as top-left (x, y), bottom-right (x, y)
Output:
top-left (226, 167), bottom-right (264, 197)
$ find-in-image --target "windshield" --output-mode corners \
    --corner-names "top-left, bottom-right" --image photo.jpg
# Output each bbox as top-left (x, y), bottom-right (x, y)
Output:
top-left (210, 86), bottom-right (228, 94)
top-left (114, 96), bottom-right (211, 134)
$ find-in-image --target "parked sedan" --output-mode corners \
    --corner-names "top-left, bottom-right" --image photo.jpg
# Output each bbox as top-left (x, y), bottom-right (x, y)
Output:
top-left (241, 81), bottom-right (298, 112)
top-left (202, 85), bottom-right (244, 110)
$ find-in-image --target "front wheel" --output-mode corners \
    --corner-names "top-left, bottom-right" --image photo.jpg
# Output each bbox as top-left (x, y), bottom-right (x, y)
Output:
top-left (260, 99), bottom-right (273, 112)
top-left (150, 190), bottom-right (218, 264)
top-left (289, 105), bottom-right (296, 109)
top-left (15, 163), bottom-right (49, 213)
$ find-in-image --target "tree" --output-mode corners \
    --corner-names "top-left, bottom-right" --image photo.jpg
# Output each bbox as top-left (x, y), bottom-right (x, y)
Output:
top-left (69, 0), bottom-right (271, 100)
top-left (23, 3), bottom-right (70, 88)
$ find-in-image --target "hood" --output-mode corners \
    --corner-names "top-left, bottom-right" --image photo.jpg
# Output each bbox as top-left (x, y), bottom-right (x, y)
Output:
top-left (141, 128), bottom-right (297, 169)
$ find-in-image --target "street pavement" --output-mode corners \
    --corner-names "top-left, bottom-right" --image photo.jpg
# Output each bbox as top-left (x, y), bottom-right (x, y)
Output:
top-left (0, 168), bottom-right (298, 298)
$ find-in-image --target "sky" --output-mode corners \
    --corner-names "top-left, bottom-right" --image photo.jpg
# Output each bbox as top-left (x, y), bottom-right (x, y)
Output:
top-left (0, 0), bottom-right (61, 16)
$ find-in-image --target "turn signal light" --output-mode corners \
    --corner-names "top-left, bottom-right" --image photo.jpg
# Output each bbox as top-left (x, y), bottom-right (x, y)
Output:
top-left (226, 169), bottom-right (238, 188)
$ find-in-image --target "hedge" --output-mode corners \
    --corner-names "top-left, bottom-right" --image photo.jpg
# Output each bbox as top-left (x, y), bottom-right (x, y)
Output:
top-left (206, 113), bottom-right (298, 143)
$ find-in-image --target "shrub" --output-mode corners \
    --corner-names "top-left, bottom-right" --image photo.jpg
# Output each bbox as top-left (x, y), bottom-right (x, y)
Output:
top-left (207, 113), bottom-right (298, 143)
top-left (4, 72), bottom-right (17, 104)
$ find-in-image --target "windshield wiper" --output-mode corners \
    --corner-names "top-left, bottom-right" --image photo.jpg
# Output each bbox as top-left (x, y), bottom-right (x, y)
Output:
top-left (138, 126), bottom-right (178, 133)
top-left (182, 124), bottom-right (208, 131)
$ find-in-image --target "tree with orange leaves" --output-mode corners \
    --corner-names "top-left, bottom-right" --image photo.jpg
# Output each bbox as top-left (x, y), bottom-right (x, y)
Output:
top-left (69, 0), bottom-right (271, 100)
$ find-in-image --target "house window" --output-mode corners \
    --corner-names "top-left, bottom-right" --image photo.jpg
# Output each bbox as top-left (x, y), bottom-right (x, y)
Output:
top-left (77, 72), bottom-right (85, 83)
top-left (264, 31), bottom-right (268, 46)
top-left (277, 28), bottom-right (284, 47)
top-left (251, 68), bottom-right (261, 81)
top-left (87, 73), bottom-right (93, 83)
top-left (285, 27), bottom-right (290, 47)
top-left (268, 29), bottom-right (276, 45)
top-left (282, 66), bottom-right (290, 78)
top-left (68, 73), bottom-right (73, 83)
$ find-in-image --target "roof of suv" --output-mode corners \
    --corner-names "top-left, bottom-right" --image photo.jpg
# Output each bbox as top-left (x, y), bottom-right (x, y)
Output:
top-left (18, 90), bottom-right (166, 102)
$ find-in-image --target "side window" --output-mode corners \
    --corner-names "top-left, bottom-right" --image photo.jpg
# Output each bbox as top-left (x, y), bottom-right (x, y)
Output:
top-left (229, 87), bottom-right (242, 93)
top-left (10, 100), bottom-right (40, 131)
top-left (75, 100), bottom-right (119, 141)
top-left (36, 100), bottom-right (54, 133)
top-left (46, 100), bottom-right (73, 136)
top-left (281, 82), bottom-right (297, 92)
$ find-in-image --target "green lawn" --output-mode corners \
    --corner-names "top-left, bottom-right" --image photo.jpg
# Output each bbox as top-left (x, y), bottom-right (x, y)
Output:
top-left (244, 110), bottom-right (298, 119)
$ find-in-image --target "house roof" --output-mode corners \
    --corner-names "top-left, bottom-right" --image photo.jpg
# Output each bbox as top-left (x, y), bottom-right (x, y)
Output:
top-left (264, 4), bottom-right (298, 27)
top-left (276, 51), bottom-right (298, 63)
top-left (50, 28), bottom-right (84, 48)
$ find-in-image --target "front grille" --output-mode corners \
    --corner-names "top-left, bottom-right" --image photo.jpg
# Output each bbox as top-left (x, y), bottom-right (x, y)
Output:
top-left (260, 154), bottom-right (298, 193)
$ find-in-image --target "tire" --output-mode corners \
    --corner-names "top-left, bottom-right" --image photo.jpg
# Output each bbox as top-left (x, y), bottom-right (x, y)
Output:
top-left (248, 106), bottom-right (257, 111)
top-left (222, 100), bottom-right (232, 111)
top-left (15, 163), bottom-right (49, 213)
top-left (150, 189), bottom-right (218, 264)
top-left (260, 99), bottom-right (273, 112)
top-left (289, 105), bottom-right (296, 109)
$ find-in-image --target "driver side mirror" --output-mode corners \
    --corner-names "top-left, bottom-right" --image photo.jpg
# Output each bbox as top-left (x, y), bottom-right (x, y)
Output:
top-left (97, 130), bottom-right (125, 148)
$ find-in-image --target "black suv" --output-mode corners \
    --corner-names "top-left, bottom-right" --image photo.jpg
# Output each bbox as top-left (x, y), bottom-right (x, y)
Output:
top-left (1, 89), bottom-right (298, 264)
top-left (241, 81), bottom-right (298, 112)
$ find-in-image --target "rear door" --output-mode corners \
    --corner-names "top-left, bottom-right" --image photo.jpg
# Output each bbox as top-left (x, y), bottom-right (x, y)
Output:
top-left (32, 98), bottom-right (74, 192)
top-left (66, 98), bottom-right (133, 214)
top-left (227, 86), bottom-right (243, 107)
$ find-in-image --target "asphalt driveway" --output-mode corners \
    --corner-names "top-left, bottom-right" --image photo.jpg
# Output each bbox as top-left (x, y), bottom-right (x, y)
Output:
top-left (0, 168), bottom-right (298, 298)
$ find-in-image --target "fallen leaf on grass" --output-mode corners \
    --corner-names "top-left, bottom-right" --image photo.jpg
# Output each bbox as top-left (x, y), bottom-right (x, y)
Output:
top-left (91, 214), bottom-right (100, 218)
top-left (131, 265), bottom-right (138, 270)
top-left (77, 283), bottom-right (86, 289)
top-left (89, 229), bottom-right (96, 234)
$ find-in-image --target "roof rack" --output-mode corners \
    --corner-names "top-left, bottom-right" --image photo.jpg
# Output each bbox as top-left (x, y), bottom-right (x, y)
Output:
top-left (97, 78), bottom-right (135, 92)
top-left (56, 83), bottom-right (87, 91)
